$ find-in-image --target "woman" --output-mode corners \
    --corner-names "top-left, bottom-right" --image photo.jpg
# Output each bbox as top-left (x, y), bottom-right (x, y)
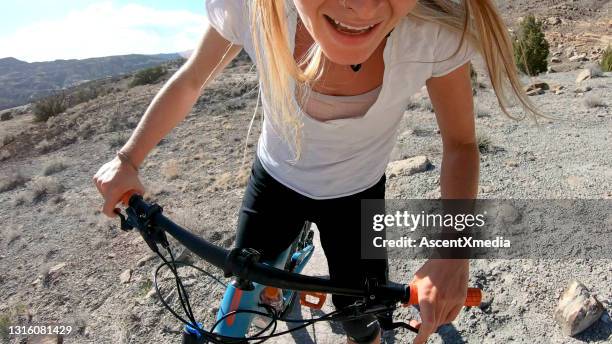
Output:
top-left (94, 1), bottom-right (539, 343)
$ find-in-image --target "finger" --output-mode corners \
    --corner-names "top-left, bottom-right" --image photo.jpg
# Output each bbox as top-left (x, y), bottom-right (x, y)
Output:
top-left (103, 195), bottom-right (119, 218)
top-left (413, 300), bottom-right (437, 344)
top-left (443, 304), bottom-right (462, 325)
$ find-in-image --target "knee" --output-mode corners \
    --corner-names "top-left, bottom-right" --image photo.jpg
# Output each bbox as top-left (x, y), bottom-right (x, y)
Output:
top-left (342, 316), bottom-right (381, 344)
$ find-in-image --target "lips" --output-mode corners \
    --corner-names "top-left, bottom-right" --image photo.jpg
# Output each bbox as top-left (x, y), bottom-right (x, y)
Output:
top-left (323, 14), bottom-right (380, 35)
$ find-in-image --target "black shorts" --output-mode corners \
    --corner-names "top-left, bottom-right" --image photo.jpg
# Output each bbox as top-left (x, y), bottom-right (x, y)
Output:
top-left (234, 156), bottom-right (388, 343)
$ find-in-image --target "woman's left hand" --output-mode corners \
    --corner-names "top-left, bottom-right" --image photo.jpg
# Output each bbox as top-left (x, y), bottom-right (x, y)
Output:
top-left (410, 259), bottom-right (469, 344)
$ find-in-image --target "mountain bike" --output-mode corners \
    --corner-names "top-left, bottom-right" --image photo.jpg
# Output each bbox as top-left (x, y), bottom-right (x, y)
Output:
top-left (114, 192), bottom-right (482, 343)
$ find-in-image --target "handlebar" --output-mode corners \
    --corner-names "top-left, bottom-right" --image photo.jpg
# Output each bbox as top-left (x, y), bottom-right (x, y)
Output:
top-left (117, 190), bottom-right (482, 307)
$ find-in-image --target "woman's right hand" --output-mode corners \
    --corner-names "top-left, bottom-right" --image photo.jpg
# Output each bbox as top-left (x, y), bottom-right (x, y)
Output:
top-left (93, 156), bottom-right (145, 218)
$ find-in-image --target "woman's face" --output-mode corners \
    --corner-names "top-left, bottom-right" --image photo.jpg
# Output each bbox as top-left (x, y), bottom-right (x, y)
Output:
top-left (293, 0), bottom-right (417, 65)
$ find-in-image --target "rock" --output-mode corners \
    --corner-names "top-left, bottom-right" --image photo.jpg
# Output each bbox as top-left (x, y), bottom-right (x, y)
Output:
top-left (48, 263), bottom-right (66, 279)
top-left (526, 88), bottom-right (544, 96)
top-left (554, 280), bottom-right (605, 336)
top-left (547, 17), bottom-right (561, 25)
top-left (505, 160), bottom-right (519, 168)
top-left (576, 65), bottom-right (603, 83)
top-left (565, 47), bottom-right (576, 58)
top-left (574, 86), bottom-right (592, 94)
top-left (547, 66), bottom-right (556, 74)
top-left (551, 57), bottom-right (562, 63)
top-left (585, 64), bottom-right (603, 78)
top-left (576, 70), bottom-right (592, 83)
top-left (569, 53), bottom-right (587, 62)
top-left (386, 156), bottom-right (431, 178)
top-left (524, 81), bottom-right (549, 95)
top-left (497, 203), bottom-right (520, 223)
top-left (550, 84), bottom-right (565, 92)
top-left (119, 269), bottom-right (132, 284)
top-left (525, 81), bottom-right (550, 91)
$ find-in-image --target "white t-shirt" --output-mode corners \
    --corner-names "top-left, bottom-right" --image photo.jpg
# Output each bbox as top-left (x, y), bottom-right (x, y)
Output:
top-left (204, 0), bottom-right (478, 199)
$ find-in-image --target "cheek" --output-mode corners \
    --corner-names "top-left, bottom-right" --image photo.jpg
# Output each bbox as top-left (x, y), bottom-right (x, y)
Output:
top-left (392, 0), bottom-right (418, 17)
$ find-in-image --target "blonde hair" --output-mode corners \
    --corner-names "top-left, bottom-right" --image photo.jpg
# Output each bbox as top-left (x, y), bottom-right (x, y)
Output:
top-left (249, 0), bottom-right (542, 159)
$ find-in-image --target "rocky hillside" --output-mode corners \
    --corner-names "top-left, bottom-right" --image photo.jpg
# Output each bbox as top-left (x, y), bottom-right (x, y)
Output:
top-left (0, 53), bottom-right (181, 111)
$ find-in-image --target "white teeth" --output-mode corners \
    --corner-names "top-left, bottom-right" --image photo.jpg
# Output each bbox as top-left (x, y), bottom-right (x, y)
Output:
top-left (331, 18), bottom-right (374, 31)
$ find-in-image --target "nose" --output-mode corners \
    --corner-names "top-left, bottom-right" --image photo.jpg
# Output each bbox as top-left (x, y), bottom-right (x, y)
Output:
top-left (342, 0), bottom-right (384, 19)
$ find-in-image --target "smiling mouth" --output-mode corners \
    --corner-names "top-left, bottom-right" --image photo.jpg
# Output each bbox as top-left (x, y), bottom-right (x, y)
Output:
top-left (324, 14), bottom-right (380, 35)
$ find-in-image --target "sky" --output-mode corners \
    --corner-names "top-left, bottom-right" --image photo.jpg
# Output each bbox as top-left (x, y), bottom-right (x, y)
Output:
top-left (0, 1), bottom-right (208, 62)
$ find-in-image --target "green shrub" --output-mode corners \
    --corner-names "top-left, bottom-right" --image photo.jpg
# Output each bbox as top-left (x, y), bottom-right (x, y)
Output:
top-left (129, 66), bottom-right (167, 87)
top-left (513, 15), bottom-right (550, 76)
top-left (601, 46), bottom-right (612, 72)
top-left (70, 86), bottom-right (105, 106)
top-left (33, 92), bottom-right (68, 122)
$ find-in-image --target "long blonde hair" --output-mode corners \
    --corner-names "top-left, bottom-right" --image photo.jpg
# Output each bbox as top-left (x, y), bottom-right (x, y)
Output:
top-left (249, 0), bottom-right (541, 159)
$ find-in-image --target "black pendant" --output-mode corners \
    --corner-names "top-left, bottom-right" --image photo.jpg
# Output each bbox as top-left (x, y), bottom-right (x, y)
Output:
top-left (350, 64), bottom-right (362, 72)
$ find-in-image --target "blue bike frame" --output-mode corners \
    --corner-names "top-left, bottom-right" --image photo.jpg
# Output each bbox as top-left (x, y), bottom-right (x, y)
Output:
top-left (183, 232), bottom-right (315, 339)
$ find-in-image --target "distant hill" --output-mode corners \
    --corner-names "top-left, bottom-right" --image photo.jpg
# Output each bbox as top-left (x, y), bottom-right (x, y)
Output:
top-left (0, 53), bottom-right (181, 110)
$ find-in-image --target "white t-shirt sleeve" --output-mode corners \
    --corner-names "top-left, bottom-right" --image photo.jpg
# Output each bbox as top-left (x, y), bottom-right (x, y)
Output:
top-left (204, 0), bottom-right (247, 45)
top-left (431, 25), bottom-right (479, 78)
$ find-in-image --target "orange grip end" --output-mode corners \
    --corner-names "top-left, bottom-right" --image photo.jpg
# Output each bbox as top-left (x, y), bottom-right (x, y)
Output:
top-left (121, 189), bottom-right (138, 206)
top-left (405, 284), bottom-right (483, 307)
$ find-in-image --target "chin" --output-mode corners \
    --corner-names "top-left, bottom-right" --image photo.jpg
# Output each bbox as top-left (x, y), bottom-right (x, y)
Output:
top-left (319, 46), bottom-right (376, 66)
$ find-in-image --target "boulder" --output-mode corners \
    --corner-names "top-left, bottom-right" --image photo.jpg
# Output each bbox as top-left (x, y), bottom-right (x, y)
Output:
top-left (551, 57), bottom-right (562, 63)
top-left (546, 17), bottom-right (561, 25)
top-left (119, 269), bottom-right (132, 284)
top-left (569, 54), bottom-right (588, 62)
top-left (554, 280), bottom-right (605, 336)
top-left (525, 81), bottom-right (550, 92)
top-left (386, 156), bottom-right (431, 178)
top-left (576, 65), bottom-right (604, 83)
top-left (574, 86), bottom-right (592, 94)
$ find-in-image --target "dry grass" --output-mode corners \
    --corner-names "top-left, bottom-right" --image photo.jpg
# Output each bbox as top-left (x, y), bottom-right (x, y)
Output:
top-left (42, 157), bottom-right (68, 176)
top-left (35, 139), bottom-right (54, 154)
top-left (161, 159), bottom-right (180, 180)
top-left (583, 95), bottom-right (606, 108)
top-left (207, 168), bottom-right (250, 192)
top-left (108, 132), bottom-right (131, 148)
top-left (13, 176), bottom-right (64, 205)
top-left (1, 134), bottom-right (15, 147)
top-left (0, 172), bottom-right (29, 193)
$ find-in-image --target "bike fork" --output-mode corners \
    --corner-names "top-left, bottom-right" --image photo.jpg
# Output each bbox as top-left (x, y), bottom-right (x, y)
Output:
top-left (181, 239), bottom-right (315, 342)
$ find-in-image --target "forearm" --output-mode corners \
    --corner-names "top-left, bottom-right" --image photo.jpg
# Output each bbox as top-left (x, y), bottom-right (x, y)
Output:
top-left (117, 27), bottom-right (242, 168)
top-left (440, 143), bottom-right (479, 199)
top-left (119, 73), bottom-right (202, 167)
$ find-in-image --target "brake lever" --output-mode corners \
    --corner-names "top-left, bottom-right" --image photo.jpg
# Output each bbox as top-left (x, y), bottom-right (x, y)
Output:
top-left (114, 208), bottom-right (133, 231)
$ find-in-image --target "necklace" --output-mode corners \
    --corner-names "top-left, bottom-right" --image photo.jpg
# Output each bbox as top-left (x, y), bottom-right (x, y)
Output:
top-left (348, 30), bottom-right (393, 73)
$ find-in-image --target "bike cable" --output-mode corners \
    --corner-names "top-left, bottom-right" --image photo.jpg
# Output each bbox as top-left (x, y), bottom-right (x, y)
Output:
top-left (152, 245), bottom-right (396, 343)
